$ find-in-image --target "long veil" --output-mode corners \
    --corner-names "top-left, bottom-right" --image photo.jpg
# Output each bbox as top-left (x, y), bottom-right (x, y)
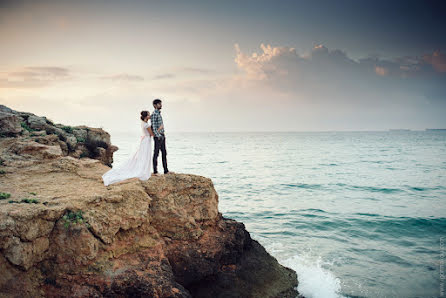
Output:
top-left (102, 129), bottom-right (152, 186)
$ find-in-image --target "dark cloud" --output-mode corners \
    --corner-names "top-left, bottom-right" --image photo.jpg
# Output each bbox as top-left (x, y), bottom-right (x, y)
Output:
top-left (235, 43), bottom-right (446, 103)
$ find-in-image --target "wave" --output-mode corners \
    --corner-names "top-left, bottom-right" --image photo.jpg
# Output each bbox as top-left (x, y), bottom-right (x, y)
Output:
top-left (280, 182), bottom-right (446, 194)
top-left (281, 254), bottom-right (344, 298)
top-left (281, 183), bottom-right (323, 189)
top-left (284, 211), bottom-right (446, 239)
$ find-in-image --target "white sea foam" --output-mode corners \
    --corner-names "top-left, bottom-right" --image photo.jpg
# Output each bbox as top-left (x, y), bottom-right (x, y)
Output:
top-left (281, 254), bottom-right (343, 298)
top-left (261, 240), bottom-right (343, 298)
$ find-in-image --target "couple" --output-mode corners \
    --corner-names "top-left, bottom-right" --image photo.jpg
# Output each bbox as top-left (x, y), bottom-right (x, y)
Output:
top-left (102, 99), bottom-right (172, 186)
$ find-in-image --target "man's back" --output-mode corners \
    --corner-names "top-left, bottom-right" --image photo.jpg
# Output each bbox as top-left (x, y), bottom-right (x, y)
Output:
top-left (151, 109), bottom-right (164, 137)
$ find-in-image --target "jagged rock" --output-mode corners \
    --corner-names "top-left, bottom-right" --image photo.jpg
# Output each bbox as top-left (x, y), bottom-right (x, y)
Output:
top-left (0, 112), bottom-right (22, 137)
top-left (27, 115), bottom-right (47, 131)
top-left (0, 105), bottom-right (15, 114)
top-left (72, 128), bottom-right (87, 142)
top-left (0, 105), bottom-right (117, 165)
top-left (30, 130), bottom-right (46, 137)
top-left (8, 141), bottom-right (63, 159)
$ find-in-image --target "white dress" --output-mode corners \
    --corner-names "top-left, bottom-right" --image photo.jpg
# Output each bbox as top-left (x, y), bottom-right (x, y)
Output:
top-left (102, 120), bottom-right (152, 186)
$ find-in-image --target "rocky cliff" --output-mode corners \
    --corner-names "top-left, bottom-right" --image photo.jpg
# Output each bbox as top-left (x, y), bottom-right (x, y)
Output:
top-left (0, 105), bottom-right (300, 297)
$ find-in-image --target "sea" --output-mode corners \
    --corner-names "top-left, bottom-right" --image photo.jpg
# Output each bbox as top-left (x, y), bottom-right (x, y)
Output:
top-left (110, 130), bottom-right (446, 298)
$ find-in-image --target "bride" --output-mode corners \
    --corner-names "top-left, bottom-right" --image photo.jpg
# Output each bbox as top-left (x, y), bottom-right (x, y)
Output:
top-left (102, 111), bottom-right (154, 186)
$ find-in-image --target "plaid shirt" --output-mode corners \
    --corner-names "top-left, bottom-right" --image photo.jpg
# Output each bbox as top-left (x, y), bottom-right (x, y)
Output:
top-left (151, 109), bottom-right (164, 138)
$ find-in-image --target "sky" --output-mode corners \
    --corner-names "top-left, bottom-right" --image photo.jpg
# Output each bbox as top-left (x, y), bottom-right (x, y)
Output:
top-left (0, 0), bottom-right (445, 134)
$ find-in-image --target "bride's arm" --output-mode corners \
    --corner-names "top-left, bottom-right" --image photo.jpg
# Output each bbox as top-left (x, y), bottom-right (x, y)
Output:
top-left (147, 126), bottom-right (155, 137)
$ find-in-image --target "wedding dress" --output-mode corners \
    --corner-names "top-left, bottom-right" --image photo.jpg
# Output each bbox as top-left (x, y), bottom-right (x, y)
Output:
top-left (102, 120), bottom-right (152, 186)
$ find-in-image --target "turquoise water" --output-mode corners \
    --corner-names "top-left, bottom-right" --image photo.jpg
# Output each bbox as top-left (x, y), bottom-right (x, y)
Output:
top-left (111, 131), bottom-right (446, 298)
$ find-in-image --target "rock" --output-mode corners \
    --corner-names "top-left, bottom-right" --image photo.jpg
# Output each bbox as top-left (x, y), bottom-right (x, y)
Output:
top-left (0, 106), bottom-right (116, 165)
top-left (142, 174), bottom-right (219, 240)
top-left (65, 135), bottom-right (77, 152)
top-left (30, 130), bottom-right (47, 137)
top-left (0, 111), bottom-right (22, 137)
top-left (27, 115), bottom-right (47, 131)
top-left (0, 105), bottom-right (15, 114)
top-left (72, 128), bottom-right (87, 142)
top-left (33, 134), bottom-right (59, 145)
top-left (0, 105), bottom-right (301, 297)
top-left (8, 141), bottom-right (63, 159)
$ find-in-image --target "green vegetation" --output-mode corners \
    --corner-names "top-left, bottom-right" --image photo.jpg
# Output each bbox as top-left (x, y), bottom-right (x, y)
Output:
top-left (29, 192), bottom-right (37, 196)
top-left (76, 136), bottom-right (86, 143)
top-left (8, 200), bottom-right (14, 203)
top-left (62, 210), bottom-right (91, 229)
top-left (20, 121), bottom-right (35, 132)
top-left (62, 126), bottom-right (73, 134)
top-left (21, 198), bottom-right (39, 204)
top-left (0, 170), bottom-right (6, 175)
top-left (80, 152), bottom-right (89, 158)
top-left (0, 192), bottom-right (11, 200)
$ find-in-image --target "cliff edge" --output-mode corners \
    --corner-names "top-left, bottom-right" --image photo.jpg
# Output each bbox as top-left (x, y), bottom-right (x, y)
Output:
top-left (0, 105), bottom-right (300, 297)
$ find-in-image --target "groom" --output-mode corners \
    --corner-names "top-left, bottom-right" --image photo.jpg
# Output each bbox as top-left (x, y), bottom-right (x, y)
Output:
top-left (151, 98), bottom-right (172, 175)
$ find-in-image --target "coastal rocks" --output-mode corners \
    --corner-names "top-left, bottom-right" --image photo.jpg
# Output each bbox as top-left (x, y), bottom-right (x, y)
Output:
top-left (142, 175), bottom-right (219, 240)
top-left (0, 112), bottom-right (22, 137)
top-left (27, 115), bottom-right (47, 131)
top-left (0, 105), bottom-right (118, 166)
top-left (8, 141), bottom-right (63, 160)
top-left (0, 105), bottom-right (300, 297)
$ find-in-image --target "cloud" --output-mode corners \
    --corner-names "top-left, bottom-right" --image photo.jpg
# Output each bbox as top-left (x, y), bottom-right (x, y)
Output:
top-left (0, 66), bottom-right (72, 88)
top-left (179, 67), bottom-right (216, 74)
top-left (233, 43), bottom-right (446, 104)
top-left (234, 43), bottom-right (298, 80)
top-left (375, 66), bottom-right (388, 76)
top-left (423, 50), bottom-right (446, 72)
top-left (151, 67), bottom-right (217, 81)
top-left (99, 73), bottom-right (144, 82)
top-left (152, 73), bottom-right (175, 80)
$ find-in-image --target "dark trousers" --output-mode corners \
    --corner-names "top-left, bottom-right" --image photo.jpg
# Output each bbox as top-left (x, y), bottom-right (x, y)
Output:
top-left (153, 136), bottom-right (168, 174)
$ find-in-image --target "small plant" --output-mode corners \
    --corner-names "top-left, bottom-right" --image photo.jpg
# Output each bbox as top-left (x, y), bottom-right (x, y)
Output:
top-left (80, 152), bottom-right (89, 158)
top-left (20, 122), bottom-right (35, 132)
top-left (62, 126), bottom-right (73, 134)
top-left (0, 170), bottom-right (6, 175)
top-left (76, 136), bottom-right (86, 143)
top-left (0, 192), bottom-right (11, 200)
top-left (29, 192), bottom-right (37, 196)
top-left (62, 210), bottom-right (90, 229)
top-left (21, 198), bottom-right (39, 204)
top-left (8, 200), bottom-right (15, 203)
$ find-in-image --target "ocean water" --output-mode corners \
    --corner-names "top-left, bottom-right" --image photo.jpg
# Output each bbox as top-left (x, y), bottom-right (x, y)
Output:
top-left (110, 131), bottom-right (446, 298)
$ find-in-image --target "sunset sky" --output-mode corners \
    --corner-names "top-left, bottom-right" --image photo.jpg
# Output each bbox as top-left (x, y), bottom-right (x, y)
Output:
top-left (1, 0), bottom-right (445, 134)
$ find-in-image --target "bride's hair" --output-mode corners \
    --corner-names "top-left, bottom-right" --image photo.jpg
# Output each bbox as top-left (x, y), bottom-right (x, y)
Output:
top-left (140, 110), bottom-right (149, 121)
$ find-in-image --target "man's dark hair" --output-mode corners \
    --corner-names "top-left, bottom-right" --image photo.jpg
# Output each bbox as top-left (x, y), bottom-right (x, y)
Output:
top-left (153, 99), bottom-right (162, 105)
